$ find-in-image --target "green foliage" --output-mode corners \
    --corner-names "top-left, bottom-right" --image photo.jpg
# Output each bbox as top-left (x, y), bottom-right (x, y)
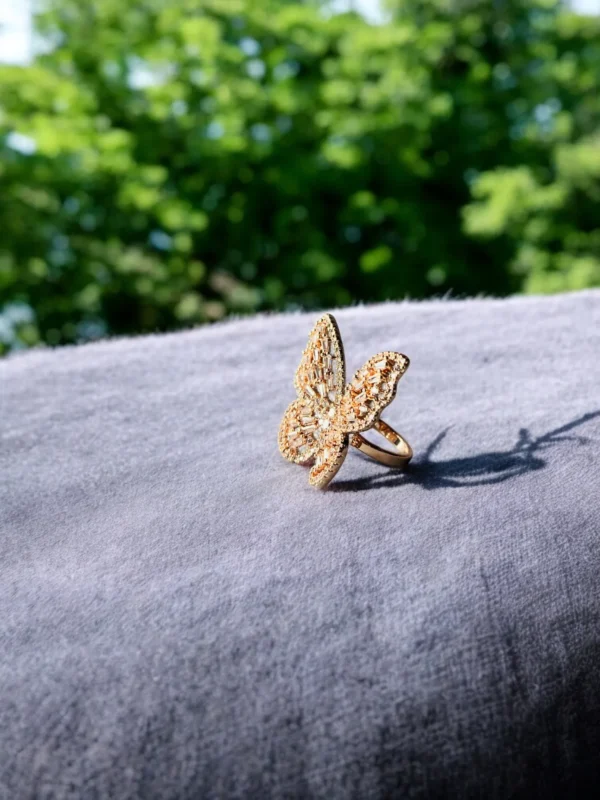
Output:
top-left (0, 0), bottom-right (599, 352)
top-left (459, 1), bottom-right (600, 293)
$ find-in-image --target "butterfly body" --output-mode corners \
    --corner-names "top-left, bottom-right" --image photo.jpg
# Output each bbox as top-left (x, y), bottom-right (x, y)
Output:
top-left (279, 314), bottom-right (409, 488)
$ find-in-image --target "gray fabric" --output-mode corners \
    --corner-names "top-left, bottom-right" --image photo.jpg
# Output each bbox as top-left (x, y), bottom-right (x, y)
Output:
top-left (1, 291), bottom-right (600, 800)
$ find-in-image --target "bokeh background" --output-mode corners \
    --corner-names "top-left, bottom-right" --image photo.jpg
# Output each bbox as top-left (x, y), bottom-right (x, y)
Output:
top-left (0, 0), bottom-right (599, 353)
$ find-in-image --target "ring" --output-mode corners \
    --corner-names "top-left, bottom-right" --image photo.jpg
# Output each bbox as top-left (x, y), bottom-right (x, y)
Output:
top-left (278, 313), bottom-right (413, 488)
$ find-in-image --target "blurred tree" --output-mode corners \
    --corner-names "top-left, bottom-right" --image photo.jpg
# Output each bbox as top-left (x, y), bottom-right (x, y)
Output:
top-left (387, 0), bottom-right (600, 292)
top-left (458, 2), bottom-right (600, 293)
top-left (0, 0), bottom-right (598, 352)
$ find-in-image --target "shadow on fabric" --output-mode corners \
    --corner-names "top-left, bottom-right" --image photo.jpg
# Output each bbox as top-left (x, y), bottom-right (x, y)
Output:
top-left (331, 410), bottom-right (600, 493)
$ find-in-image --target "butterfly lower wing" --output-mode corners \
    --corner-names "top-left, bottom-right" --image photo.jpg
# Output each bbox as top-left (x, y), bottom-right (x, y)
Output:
top-left (294, 313), bottom-right (346, 407)
top-left (338, 352), bottom-right (409, 433)
top-left (309, 429), bottom-right (349, 489)
top-left (278, 399), bottom-right (321, 464)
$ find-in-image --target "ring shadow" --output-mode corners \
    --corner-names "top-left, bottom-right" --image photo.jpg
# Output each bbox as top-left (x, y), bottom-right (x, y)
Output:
top-left (330, 410), bottom-right (600, 493)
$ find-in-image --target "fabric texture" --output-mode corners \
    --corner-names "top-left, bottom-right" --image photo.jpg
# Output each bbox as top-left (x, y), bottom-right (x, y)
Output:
top-left (1, 290), bottom-right (600, 799)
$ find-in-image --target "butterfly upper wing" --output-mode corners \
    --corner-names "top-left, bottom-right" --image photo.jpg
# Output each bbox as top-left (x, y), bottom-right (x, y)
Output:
top-left (279, 313), bottom-right (346, 465)
top-left (294, 313), bottom-right (346, 406)
top-left (338, 352), bottom-right (409, 433)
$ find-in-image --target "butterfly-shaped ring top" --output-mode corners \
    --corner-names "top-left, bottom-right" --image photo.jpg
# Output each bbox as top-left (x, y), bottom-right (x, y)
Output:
top-left (278, 313), bottom-right (411, 488)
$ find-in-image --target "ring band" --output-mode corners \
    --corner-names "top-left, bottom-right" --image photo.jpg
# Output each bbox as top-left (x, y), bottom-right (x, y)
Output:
top-left (351, 418), bottom-right (413, 468)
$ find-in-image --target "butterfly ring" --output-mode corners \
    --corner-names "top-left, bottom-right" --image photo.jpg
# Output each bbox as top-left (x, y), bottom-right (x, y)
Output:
top-left (278, 313), bottom-right (413, 488)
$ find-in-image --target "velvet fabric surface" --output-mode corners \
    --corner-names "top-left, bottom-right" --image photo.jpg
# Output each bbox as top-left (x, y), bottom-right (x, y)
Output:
top-left (1, 291), bottom-right (600, 799)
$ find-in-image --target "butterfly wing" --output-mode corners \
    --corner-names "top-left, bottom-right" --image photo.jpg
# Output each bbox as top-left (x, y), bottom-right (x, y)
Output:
top-left (309, 428), bottom-right (349, 488)
top-left (279, 314), bottom-right (346, 465)
top-left (294, 313), bottom-right (346, 404)
top-left (338, 352), bottom-right (409, 433)
top-left (278, 399), bottom-right (321, 465)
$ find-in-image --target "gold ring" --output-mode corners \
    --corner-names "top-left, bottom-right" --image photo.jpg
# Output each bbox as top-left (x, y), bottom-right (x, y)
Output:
top-left (278, 313), bottom-right (413, 488)
top-left (351, 419), bottom-right (413, 468)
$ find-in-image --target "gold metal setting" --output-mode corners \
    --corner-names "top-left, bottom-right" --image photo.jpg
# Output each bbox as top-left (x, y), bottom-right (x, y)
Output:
top-left (278, 313), bottom-right (413, 488)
